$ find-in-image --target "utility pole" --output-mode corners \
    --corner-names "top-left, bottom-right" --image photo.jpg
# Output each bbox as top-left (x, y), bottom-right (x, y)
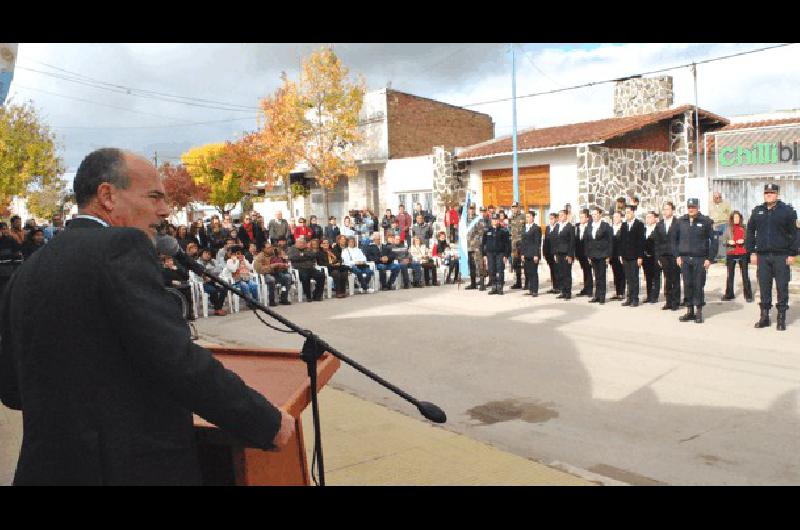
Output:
top-left (511, 44), bottom-right (519, 204)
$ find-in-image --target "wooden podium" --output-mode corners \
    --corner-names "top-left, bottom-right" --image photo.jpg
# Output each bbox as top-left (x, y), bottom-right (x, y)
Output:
top-left (193, 346), bottom-right (340, 486)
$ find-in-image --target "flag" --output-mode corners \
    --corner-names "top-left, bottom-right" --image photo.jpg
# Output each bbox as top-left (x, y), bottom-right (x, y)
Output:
top-left (458, 192), bottom-right (481, 280)
top-left (0, 44), bottom-right (18, 106)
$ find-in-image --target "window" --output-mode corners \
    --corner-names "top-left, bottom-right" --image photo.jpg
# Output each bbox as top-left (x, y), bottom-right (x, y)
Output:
top-left (397, 193), bottom-right (407, 210)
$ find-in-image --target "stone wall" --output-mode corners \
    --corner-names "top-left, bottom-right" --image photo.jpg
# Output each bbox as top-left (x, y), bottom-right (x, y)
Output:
top-left (613, 76), bottom-right (673, 118)
top-left (577, 145), bottom-right (685, 215)
top-left (431, 146), bottom-right (468, 220)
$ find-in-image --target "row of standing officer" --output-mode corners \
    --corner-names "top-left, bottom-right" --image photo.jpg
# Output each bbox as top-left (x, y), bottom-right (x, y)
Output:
top-left (464, 184), bottom-right (798, 330)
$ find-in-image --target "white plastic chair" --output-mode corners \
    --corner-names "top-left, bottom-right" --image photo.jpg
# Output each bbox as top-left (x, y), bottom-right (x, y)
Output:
top-left (218, 268), bottom-right (240, 313)
top-left (188, 271), bottom-right (209, 319)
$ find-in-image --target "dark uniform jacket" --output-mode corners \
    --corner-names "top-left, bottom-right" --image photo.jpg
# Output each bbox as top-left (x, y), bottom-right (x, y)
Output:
top-left (585, 221), bottom-right (613, 259)
top-left (611, 224), bottom-right (623, 259)
top-left (644, 225), bottom-right (658, 258)
top-left (309, 223), bottom-right (324, 242)
top-left (323, 225), bottom-right (340, 245)
top-left (519, 224), bottom-right (542, 259)
top-left (379, 243), bottom-right (397, 263)
top-left (619, 219), bottom-right (645, 259)
top-left (362, 242), bottom-right (382, 263)
top-left (543, 224), bottom-right (558, 258)
top-left (746, 200), bottom-right (799, 256)
top-left (672, 213), bottom-right (717, 259)
top-left (0, 219), bottom-right (283, 485)
top-left (481, 225), bottom-right (512, 257)
top-left (553, 222), bottom-right (576, 257)
top-left (653, 217), bottom-right (679, 257)
top-left (574, 222), bottom-right (592, 258)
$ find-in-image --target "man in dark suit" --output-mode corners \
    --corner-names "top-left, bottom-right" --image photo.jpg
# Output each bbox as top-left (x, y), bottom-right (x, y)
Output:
top-left (554, 209), bottom-right (575, 300)
top-left (643, 211), bottom-right (662, 304)
top-left (609, 211), bottom-right (626, 301)
top-left (619, 204), bottom-right (645, 307)
top-left (574, 209), bottom-right (593, 297)
top-left (653, 201), bottom-right (681, 311)
top-left (519, 209), bottom-right (542, 296)
top-left (585, 207), bottom-right (613, 304)
top-left (0, 148), bottom-right (294, 485)
top-left (543, 213), bottom-right (559, 294)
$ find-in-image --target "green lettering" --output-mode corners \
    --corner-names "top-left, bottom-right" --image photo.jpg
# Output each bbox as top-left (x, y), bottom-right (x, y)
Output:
top-left (719, 147), bottom-right (735, 167)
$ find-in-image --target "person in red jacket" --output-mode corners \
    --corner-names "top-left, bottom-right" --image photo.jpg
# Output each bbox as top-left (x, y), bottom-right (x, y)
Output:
top-left (722, 210), bottom-right (753, 302)
top-left (445, 205), bottom-right (460, 242)
top-left (292, 217), bottom-right (313, 242)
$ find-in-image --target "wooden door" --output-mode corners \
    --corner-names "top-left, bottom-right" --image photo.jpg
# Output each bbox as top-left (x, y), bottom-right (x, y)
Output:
top-left (482, 165), bottom-right (550, 232)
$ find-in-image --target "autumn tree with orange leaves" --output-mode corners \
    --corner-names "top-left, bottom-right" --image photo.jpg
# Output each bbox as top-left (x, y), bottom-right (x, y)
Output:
top-left (160, 162), bottom-right (209, 212)
top-left (217, 47), bottom-right (364, 218)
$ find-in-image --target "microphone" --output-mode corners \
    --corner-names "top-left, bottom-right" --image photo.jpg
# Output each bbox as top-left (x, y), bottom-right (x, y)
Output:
top-left (155, 235), bottom-right (208, 276)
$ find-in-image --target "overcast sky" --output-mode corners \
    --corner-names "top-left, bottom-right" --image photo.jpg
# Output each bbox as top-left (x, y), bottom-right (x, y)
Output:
top-left (6, 43), bottom-right (799, 176)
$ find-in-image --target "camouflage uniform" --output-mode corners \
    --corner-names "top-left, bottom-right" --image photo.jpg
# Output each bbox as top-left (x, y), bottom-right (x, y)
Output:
top-left (465, 213), bottom-right (488, 289)
top-left (508, 211), bottom-right (527, 287)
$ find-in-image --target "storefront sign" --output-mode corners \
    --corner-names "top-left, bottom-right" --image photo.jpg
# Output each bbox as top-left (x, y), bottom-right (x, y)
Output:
top-left (712, 124), bottom-right (800, 178)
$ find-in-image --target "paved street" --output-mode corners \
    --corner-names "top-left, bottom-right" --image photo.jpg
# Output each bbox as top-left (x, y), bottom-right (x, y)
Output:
top-left (196, 263), bottom-right (800, 485)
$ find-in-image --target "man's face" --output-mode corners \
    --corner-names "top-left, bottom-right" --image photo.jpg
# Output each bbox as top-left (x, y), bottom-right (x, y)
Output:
top-left (416, 215), bottom-right (424, 224)
top-left (579, 213), bottom-right (588, 224)
top-left (225, 239), bottom-right (235, 248)
top-left (526, 213), bottom-right (534, 224)
top-left (330, 218), bottom-right (336, 225)
top-left (372, 236), bottom-right (381, 246)
top-left (713, 193), bottom-right (721, 204)
top-left (104, 155), bottom-right (170, 240)
top-left (398, 206), bottom-right (405, 214)
top-left (277, 240), bottom-right (287, 249)
top-left (591, 211), bottom-right (601, 224)
top-left (201, 251), bottom-right (212, 261)
top-left (662, 205), bottom-right (673, 219)
top-left (625, 209), bottom-right (635, 221)
top-left (11, 218), bottom-right (21, 230)
top-left (52, 215), bottom-right (62, 227)
top-left (491, 218), bottom-right (499, 228)
top-left (687, 206), bottom-right (698, 217)
top-left (310, 216), bottom-right (317, 224)
top-left (296, 238), bottom-right (307, 249)
top-left (557, 212), bottom-right (566, 223)
top-left (646, 213), bottom-right (656, 226)
top-left (33, 232), bottom-right (45, 244)
top-left (276, 211), bottom-right (283, 220)
top-left (764, 191), bottom-right (778, 205)
top-left (512, 206), bottom-right (519, 216)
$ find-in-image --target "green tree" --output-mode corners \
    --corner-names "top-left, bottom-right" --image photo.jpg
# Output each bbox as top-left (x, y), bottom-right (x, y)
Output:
top-left (26, 177), bottom-right (69, 220)
top-left (0, 100), bottom-right (65, 212)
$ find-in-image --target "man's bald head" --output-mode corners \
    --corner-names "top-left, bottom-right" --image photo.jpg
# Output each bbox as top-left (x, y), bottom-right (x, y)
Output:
top-left (73, 148), bottom-right (169, 239)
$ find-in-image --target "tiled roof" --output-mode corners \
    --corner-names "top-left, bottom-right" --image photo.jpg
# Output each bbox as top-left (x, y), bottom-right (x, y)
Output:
top-left (457, 104), bottom-right (728, 160)
top-left (700, 116), bottom-right (800, 154)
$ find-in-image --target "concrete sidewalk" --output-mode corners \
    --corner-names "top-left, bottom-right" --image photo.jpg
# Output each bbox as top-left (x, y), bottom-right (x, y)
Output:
top-left (300, 385), bottom-right (593, 485)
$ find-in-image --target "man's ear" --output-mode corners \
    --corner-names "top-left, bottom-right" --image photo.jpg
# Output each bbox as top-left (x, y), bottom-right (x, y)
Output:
top-left (96, 182), bottom-right (115, 212)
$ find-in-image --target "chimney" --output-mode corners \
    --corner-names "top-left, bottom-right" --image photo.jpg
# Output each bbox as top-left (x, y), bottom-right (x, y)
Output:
top-left (613, 75), bottom-right (673, 117)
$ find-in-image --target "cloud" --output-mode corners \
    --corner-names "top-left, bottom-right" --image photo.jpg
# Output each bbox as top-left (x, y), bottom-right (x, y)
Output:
top-left (6, 43), bottom-right (798, 172)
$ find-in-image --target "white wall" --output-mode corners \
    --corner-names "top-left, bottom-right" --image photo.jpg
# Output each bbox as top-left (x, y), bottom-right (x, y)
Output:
top-left (354, 88), bottom-right (389, 163)
top-left (383, 155), bottom-right (435, 213)
top-left (466, 147), bottom-right (579, 215)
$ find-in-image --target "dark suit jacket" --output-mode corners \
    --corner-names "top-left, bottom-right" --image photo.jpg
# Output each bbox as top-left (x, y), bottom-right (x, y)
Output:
top-left (653, 218), bottom-right (679, 257)
top-left (554, 222), bottom-right (575, 257)
top-left (585, 221), bottom-right (613, 259)
top-left (543, 225), bottom-right (557, 258)
top-left (519, 224), bottom-right (542, 259)
top-left (0, 218), bottom-right (283, 485)
top-left (574, 222), bottom-right (592, 258)
top-left (619, 219), bottom-right (645, 259)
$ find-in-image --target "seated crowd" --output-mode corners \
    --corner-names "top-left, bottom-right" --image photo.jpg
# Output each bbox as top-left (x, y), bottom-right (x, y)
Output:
top-left (155, 205), bottom-right (459, 319)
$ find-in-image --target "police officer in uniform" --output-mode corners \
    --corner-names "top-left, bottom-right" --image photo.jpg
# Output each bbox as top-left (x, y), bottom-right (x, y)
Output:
top-left (465, 205), bottom-right (488, 291)
top-left (748, 183), bottom-right (799, 331)
top-left (508, 201), bottom-right (526, 289)
top-left (519, 209), bottom-right (542, 296)
top-left (673, 198), bottom-right (717, 324)
top-left (482, 213), bottom-right (511, 295)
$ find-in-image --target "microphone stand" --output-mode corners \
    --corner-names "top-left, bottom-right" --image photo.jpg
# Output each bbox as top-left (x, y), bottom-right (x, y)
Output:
top-left (182, 258), bottom-right (447, 486)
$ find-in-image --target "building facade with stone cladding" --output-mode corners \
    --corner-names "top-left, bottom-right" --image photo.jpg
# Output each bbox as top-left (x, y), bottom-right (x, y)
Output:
top-left (456, 76), bottom-right (727, 219)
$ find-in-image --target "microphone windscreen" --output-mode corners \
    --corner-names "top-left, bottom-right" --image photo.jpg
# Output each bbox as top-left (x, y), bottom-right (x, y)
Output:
top-left (155, 235), bottom-right (181, 257)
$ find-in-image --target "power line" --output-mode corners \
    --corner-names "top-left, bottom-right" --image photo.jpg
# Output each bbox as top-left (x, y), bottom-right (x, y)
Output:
top-left (515, 44), bottom-right (565, 88)
top-left (10, 84), bottom-right (195, 124)
top-left (14, 64), bottom-right (260, 113)
top-left (19, 57), bottom-right (259, 110)
top-left (457, 43), bottom-right (795, 108)
top-left (50, 116), bottom-right (258, 130)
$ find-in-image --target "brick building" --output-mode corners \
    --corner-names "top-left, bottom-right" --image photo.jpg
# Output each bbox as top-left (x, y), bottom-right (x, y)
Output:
top-left (253, 88), bottom-right (494, 223)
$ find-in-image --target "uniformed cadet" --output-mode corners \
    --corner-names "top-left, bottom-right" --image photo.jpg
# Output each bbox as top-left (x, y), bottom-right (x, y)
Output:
top-left (508, 201), bottom-right (527, 289)
top-left (543, 213), bottom-right (560, 293)
top-left (747, 183), bottom-right (799, 331)
top-left (465, 204), bottom-right (483, 290)
top-left (673, 198), bottom-right (717, 324)
top-left (482, 213), bottom-right (511, 295)
top-left (519, 209), bottom-right (542, 296)
top-left (554, 209), bottom-right (576, 300)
